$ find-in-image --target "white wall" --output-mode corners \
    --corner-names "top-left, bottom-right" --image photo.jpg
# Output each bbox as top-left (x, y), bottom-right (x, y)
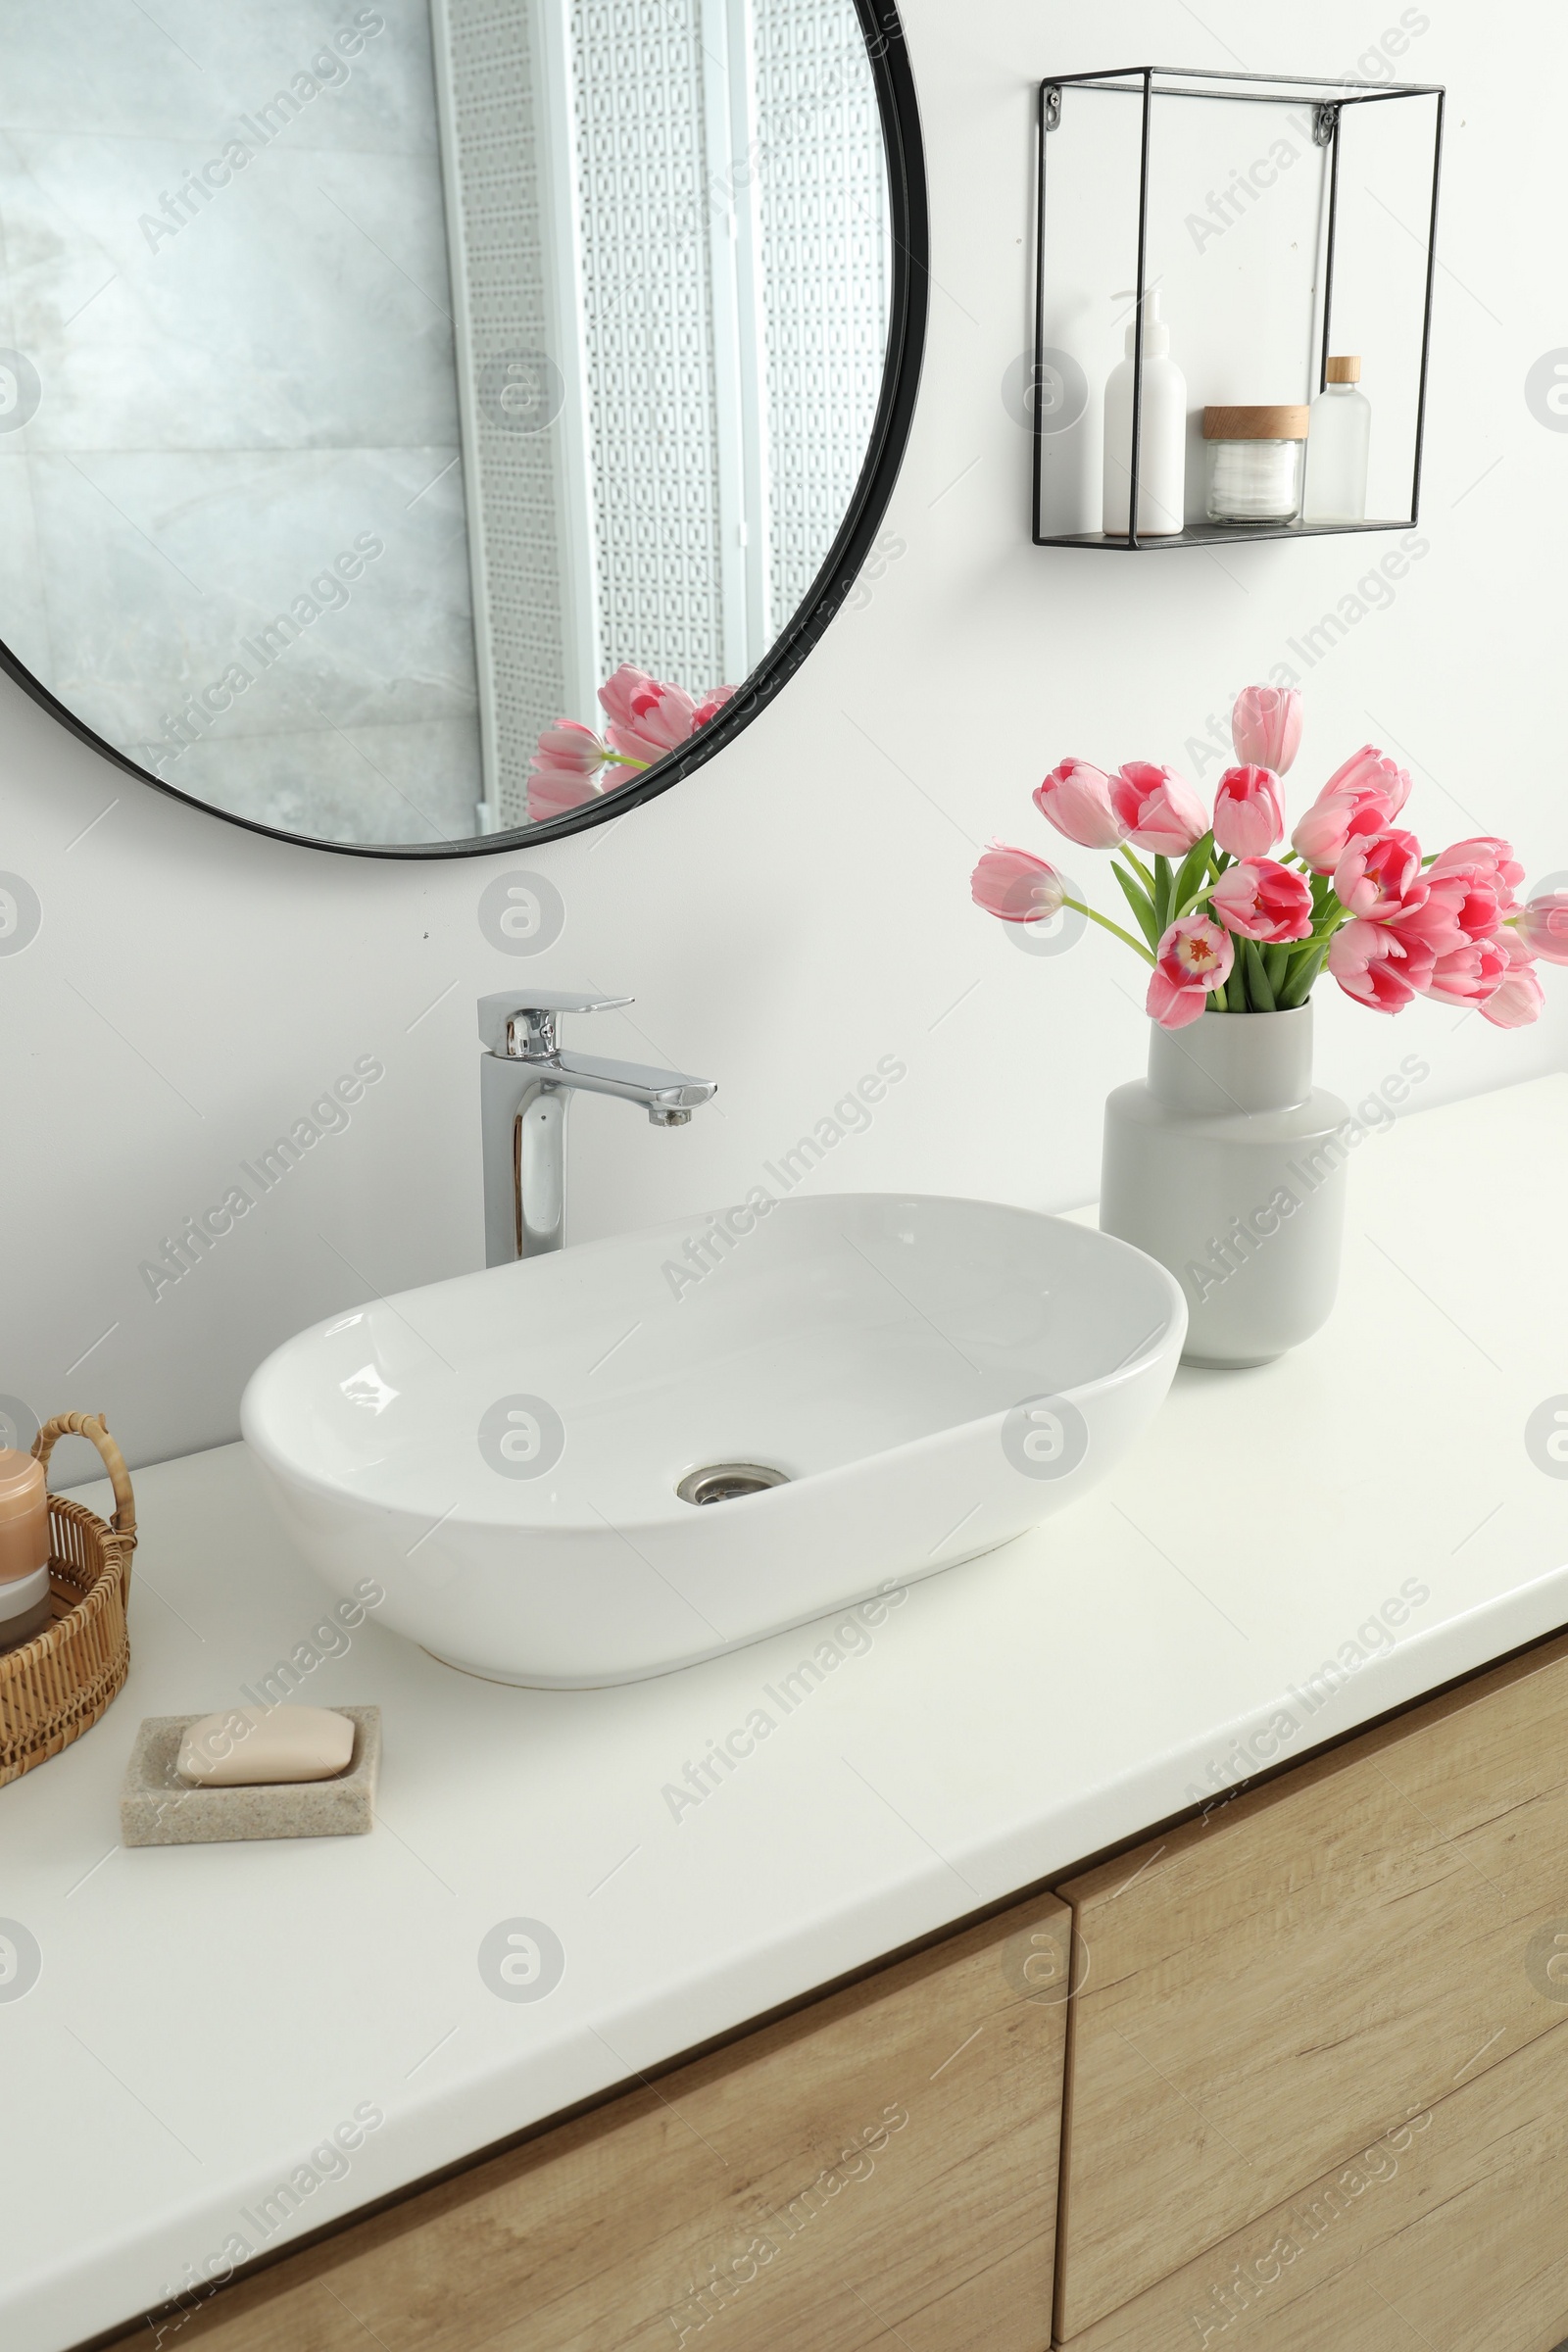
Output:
top-left (3, 0), bottom-right (1564, 1472)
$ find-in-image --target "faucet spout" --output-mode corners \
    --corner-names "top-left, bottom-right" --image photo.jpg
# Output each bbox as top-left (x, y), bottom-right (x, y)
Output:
top-left (478, 995), bottom-right (716, 1265)
top-left (552, 1048), bottom-right (718, 1123)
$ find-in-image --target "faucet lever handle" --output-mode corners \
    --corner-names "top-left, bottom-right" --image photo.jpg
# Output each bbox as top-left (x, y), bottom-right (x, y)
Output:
top-left (477, 990), bottom-right (633, 1059)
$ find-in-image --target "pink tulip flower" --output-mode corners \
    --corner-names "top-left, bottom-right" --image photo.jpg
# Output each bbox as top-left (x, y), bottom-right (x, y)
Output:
top-left (1516, 891), bottom-right (1568, 964)
top-left (598, 663), bottom-right (731, 766)
top-left (1388, 865), bottom-right (1507, 964)
top-left (1111, 762), bottom-right (1209, 857)
top-left (1290, 748), bottom-right (1410, 874)
top-left (1383, 879), bottom-right (1462, 965)
top-left (1431, 836), bottom-right (1525, 899)
top-left (1033, 759), bottom-right (1129, 850)
top-left (1328, 918), bottom-right (1424, 1014)
top-left (598, 664), bottom-right (695, 760)
top-left (1290, 788), bottom-right (1385, 875)
top-left (1212, 763), bottom-right (1286, 858)
top-left (528, 771), bottom-right (596, 823)
top-left (1209, 858), bottom-right (1314, 943)
top-left (1146, 914), bottom-right (1234, 1029)
top-left (526, 760), bottom-right (646, 825)
top-left (1442, 869), bottom-right (1510, 946)
top-left (1422, 937), bottom-right (1511, 1009)
top-left (529, 671), bottom-right (734, 819)
top-left (691, 685), bottom-right (736, 730)
top-left (530, 717), bottom-right (606, 780)
top-left (1320, 745), bottom-right (1412, 816)
top-left (1481, 965), bottom-right (1546, 1027)
top-left (1231, 685), bottom-right (1302, 775)
top-left (527, 719), bottom-right (612, 823)
top-left (970, 842), bottom-right (1066, 924)
top-left (1333, 826), bottom-right (1423, 920)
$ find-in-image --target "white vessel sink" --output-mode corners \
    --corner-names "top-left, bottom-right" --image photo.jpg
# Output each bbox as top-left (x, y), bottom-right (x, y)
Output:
top-left (241, 1195), bottom-right (1186, 1686)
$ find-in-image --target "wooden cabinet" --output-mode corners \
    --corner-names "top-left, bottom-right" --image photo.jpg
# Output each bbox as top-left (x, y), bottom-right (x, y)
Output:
top-left (104, 1628), bottom-right (1568, 2352)
top-left (1053, 1630), bottom-right (1568, 2347)
top-left (1052, 2020), bottom-right (1568, 2351)
top-left (126, 1891), bottom-right (1070, 2352)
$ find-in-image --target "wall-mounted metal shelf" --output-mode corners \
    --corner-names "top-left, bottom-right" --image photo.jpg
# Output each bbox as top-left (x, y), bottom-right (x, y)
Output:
top-left (1045, 517), bottom-right (1424, 553)
top-left (1031, 65), bottom-right (1445, 551)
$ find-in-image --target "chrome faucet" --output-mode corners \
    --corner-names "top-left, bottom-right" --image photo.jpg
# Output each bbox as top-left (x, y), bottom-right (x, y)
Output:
top-left (478, 992), bottom-right (717, 1265)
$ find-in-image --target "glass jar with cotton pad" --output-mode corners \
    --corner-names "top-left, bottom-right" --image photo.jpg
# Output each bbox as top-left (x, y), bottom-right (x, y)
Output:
top-left (1203, 406), bottom-right (1310, 524)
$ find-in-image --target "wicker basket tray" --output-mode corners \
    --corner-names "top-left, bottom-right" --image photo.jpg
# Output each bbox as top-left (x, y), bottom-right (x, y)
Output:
top-left (0, 1413), bottom-right (137, 1788)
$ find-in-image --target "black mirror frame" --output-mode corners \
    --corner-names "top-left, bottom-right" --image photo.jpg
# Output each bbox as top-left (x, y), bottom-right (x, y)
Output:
top-left (0, 0), bottom-right (928, 861)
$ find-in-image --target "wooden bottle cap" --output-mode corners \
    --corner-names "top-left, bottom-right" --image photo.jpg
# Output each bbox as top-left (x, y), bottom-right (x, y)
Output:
top-left (1202, 405), bottom-right (1310, 441)
top-left (1325, 355), bottom-right (1362, 383)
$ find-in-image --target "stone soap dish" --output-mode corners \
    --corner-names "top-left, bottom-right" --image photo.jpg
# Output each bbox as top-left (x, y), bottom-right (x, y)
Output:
top-left (120, 1706), bottom-right (380, 1846)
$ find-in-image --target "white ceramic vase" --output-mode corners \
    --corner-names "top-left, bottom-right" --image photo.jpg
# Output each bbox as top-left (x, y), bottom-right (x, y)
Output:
top-left (1100, 1004), bottom-right (1350, 1370)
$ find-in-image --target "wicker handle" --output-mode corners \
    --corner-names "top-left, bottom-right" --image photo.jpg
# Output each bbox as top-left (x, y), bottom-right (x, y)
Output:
top-left (33, 1414), bottom-right (137, 1547)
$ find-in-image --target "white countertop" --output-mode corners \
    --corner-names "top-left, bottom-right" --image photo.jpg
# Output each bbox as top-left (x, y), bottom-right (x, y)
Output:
top-left (7, 1075), bottom-right (1568, 2352)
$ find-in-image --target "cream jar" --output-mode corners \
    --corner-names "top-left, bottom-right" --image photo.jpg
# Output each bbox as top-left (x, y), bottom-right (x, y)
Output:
top-left (0, 1449), bottom-right (52, 1652)
top-left (1203, 405), bottom-right (1310, 523)
top-left (0, 1565), bottom-right (52, 1652)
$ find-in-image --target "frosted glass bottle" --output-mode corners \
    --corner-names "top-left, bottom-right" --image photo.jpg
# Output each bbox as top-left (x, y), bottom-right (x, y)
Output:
top-left (1102, 290), bottom-right (1186, 538)
top-left (1302, 356), bottom-right (1371, 524)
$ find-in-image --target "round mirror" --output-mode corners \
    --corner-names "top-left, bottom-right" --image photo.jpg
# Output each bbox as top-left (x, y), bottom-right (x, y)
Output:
top-left (0, 1), bottom-right (923, 855)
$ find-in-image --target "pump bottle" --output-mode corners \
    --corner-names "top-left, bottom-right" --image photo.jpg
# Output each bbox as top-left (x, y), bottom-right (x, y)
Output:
top-left (1102, 289), bottom-right (1186, 538)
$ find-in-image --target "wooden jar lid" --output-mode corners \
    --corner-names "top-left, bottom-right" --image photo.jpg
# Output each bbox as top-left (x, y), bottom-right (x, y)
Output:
top-left (1202, 405), bottom-right (1310, 441)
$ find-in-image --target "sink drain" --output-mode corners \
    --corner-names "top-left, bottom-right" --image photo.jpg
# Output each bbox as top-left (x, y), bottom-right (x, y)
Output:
top-left (676, 1462), bottom-right (790, 1507)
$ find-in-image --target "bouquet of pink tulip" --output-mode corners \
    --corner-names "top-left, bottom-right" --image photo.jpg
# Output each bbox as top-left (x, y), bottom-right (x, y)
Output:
top-left (528, 663), bottom-right (734, 825)
top-left (971, 687), bottom-right (1568, 1032)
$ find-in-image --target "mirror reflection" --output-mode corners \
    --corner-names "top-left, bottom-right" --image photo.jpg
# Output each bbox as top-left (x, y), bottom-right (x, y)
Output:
top-left (0, 0), bottom-right (893, 846)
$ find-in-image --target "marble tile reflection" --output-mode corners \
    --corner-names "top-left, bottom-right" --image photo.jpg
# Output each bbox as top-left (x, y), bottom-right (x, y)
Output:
top-left (165, 712), bottom-right (482, 847)
top-left (0, 2), bottom-right (442, 158)
top-left (0, 0), bottom-right (483, 836)
top-left (24, 446), bottom-right (477, 756)
top-left (0, 456), bottom-right (53, 684)
top-left (0, 137), bottom-right (459, 453)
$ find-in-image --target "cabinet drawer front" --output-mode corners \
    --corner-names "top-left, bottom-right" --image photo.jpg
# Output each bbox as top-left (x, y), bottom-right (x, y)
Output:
top-left (1060, 2011), bottom-right (1568, 2352)
top-left (1054, 1632), bottom-right (1568, 2337)
top-left (122, 1894), bottom-right (1070, 2352)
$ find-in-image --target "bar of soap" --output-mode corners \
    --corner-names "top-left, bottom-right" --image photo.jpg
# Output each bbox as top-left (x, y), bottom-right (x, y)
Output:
top-left (122, 1709), bottom-right (378, 1845)
top-left (177, 1704), bottom-right (355, 1787)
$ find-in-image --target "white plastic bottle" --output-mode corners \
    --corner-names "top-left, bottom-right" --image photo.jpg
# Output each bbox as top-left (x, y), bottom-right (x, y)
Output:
top-left (1302, 356), bottom-right (1372, 523)
top-left (1102, 289), bottom-right (1186, 539)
